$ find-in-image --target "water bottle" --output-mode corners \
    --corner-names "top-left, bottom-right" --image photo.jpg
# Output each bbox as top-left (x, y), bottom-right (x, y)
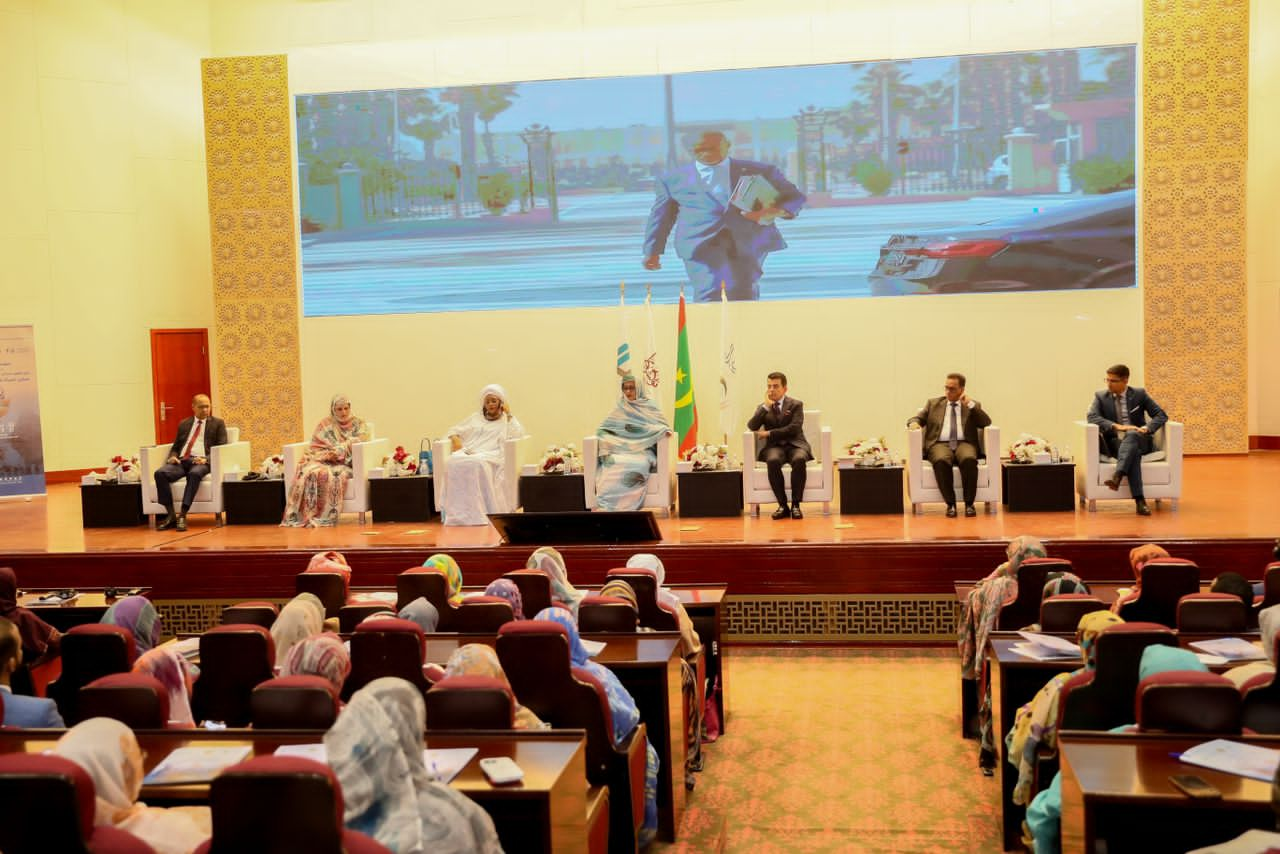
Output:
top-left (419, 438), bottom-right (433, 476)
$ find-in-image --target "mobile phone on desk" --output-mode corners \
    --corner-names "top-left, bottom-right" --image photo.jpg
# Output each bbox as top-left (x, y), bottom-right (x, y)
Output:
top-left (479, 757), bottom-right (524, 785)
top-left (1169, 774), bottom-right (1222, 799)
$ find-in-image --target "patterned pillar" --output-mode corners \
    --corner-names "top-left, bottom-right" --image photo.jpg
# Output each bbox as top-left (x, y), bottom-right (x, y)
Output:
top-left (200, 55), bottom-right (303, 461)
top-left (1143, 0), bottom-right (1249, 453)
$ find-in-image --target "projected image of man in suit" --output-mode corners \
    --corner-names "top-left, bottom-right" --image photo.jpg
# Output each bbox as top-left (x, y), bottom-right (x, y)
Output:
top-left (642, 130), bottom-right (806, 302)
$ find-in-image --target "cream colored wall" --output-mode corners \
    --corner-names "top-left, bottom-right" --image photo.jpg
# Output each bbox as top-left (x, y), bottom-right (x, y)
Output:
top-left (218, 0), bottom-right (1146, 462)
top-left (1249, 0), bottom-right (1280, 437)
top-left (0, 0), bottom-right (213, 471)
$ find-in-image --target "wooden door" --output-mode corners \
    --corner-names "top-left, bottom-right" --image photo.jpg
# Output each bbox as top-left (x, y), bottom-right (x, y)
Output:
top-left (150, 329), bottom-right (211, 443)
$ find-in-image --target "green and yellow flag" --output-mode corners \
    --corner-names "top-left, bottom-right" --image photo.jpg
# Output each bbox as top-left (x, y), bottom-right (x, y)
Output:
top-left (674, 291), bottom-right (698, 456)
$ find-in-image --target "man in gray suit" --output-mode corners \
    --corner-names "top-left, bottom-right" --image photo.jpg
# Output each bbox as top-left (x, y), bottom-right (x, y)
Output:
top-left (642, 130), bottom-right (806, 302)
top-left (0, 617), bottom-right (64, 727)
top-left (907, 373), bottom-right (992, 517)
top-left (1087, 363), bottom-right (1168, 516)
top-left (154, 393), bottom-right (227, 531)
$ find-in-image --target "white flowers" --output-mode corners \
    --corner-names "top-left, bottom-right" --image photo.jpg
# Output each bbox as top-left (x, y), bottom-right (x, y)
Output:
top-left (541, 444), bottom-right (582, 474)
top-left (257, 454), bottom-right (285, 479)
top-left (105, 455), bottom-right (141, 483)
top-left (382, 446), bottom-right (421, 477)
top-left (845, 437), bottom-right (894, 467)
top-left (1009, 434), bottom-right (1057, 464)
top-left (682, 443), bottom-right (731, 471)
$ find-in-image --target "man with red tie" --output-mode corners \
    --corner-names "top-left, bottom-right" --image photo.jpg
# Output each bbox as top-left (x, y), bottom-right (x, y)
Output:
top-left (907, 373), bottom-right (992, 518)
top-left (154, 394), bottom-right (227, 531)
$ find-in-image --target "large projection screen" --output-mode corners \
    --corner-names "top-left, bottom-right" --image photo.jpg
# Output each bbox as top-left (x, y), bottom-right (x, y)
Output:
top-left (295, 45), bottom-right (1136, 315)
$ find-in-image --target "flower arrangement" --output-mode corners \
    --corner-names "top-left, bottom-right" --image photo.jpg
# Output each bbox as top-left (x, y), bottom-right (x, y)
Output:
top-left (681, 443), bottom-right (731, 471)
top-left (541, 444), bottom-right (582, 474)
top-left (844, 437), bottom-right (894, 467)
top-left (100, 455), bottom-right (140, 483)
top-left (257, 454), bottom-right (285, 479)
top-left (1009, 434), bottom-right (1057, 464)
top-left (383, 445), bottom-right (420, 477)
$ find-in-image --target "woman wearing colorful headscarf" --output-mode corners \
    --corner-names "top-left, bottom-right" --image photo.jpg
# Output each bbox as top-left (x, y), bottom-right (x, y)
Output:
top-left (441, 384), bottom-right (525, 526)
top-left (133, 646), bottom-right (197, 728)
top-left (325, 677), bottom-right (503, 854)
top-left (534, 607), bottom-right (660, 845)
top-left (594, 374), bottom-right (671, 511)
top-left (100, 596), bottom-right (162, 658)
top-left (1111, 543), bottom-right (1171, 612)
top-left (54, 718), bottom-right (211, 853)
top-left (422, 554), bottom-right (464, 607)
top-left (0, 567), bottom-right (60, 664)
top-left (483, 579), bottom-right (524, 620)
top-left (1006, 611), bottom-right (1123, 806)
top-left (282, 395), bottom-right (371, 527)
top-left (526, 546), bottom-right (586, 615)
top-left (443, 644), bottom-right (543, 729)
top-left (280, 632), bottom-right (351, 697)
top-left (599, 578), bottom-right (640, 616)
top-left (957, 534), bottom-right (1048, 771)
top-left (270, 593), bottom-right (325, 661)
top-left (1023, 644), bottom-right (1208, 854)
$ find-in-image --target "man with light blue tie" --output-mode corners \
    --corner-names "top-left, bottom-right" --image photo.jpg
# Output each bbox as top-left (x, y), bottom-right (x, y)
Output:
top-left (0, 617), bottom-right (64, 727)
top-left (642, 130), bottom-right (806, 301)
top-left (907, 373), bottom-right (992, 518)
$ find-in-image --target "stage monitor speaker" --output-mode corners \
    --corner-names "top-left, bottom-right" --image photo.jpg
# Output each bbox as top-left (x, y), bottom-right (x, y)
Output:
top-left (488, 511), bottom-right (661, 545)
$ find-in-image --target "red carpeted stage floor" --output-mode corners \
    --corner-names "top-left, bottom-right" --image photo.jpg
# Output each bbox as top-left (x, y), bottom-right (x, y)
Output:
top-left (2, 454), bottom-right (1277, 605)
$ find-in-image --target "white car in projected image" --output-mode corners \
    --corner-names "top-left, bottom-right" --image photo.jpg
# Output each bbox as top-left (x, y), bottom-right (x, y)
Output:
top-left (867, 189), bottom-right (1135, 296)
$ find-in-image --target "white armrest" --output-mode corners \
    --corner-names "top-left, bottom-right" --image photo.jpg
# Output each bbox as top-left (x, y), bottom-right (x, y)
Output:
top-left (350, 437), bottom-right (391, 508)
top-left (210, 441), bottom-right (252, 502)
top-left (982, 425), bottom-right (1001, 504)
top-left (818, 426), bottom-right (832, 466)
top-left (504, 435), bottom-right (530, 509)
top-left (282, 441), bottom-right (309, 494)
top-left (432, 438), bottom-right (450, 509)
top-left (139, 444), bottom-right (170, 504)
top-left (906, 428), bottom-right (924, 482)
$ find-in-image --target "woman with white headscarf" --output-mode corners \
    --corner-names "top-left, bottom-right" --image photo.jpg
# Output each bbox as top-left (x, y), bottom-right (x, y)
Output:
top-left (282, 394), bottom-right (372, 527)
top-left (441, 384), bottom-right (525, 526)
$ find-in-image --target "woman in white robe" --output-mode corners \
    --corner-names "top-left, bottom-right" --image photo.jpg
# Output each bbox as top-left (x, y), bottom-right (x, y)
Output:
top-left (442, 384), bottom-right (524, 526)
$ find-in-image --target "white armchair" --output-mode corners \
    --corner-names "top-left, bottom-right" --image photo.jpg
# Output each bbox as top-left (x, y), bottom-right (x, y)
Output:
top-left (582, 431), bottom-right (674, 516)
top-left (282, 423), bottom-right (389, 524)
top-left (1075, 420), bottom-right (1183, 511)
top-left (433, 434), bottom-right (529, 515)
top-left (140, 427), bottom-right (251, 526)
top-left (906, 425), bottom-right (1002, 514)
top-left (741, 409), bottom-right (833, 516)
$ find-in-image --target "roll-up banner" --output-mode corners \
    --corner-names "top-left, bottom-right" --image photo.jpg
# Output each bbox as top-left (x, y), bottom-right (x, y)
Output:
top-left (0, 325), bottom-right (46, 498)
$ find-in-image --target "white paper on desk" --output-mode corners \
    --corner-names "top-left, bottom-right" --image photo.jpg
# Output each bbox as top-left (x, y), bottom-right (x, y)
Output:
top-left (1181, 739), bottom-right (1280, 782)
top-left (170, 637), bottom-right (201, 660)
top-left (352, 591), bottom-right (398, 604)
top-left (274, 743), bottom-right (328, 762)
top-left (36, 593), bottom-right (79, 605)
top-left (581, 639), bottom-right (606, 658)
top-left (1195, 653), bottom-right (1230, 666)
top-left (1010, 642), bottom-right (1078, 661)
top-left (1189, 638), bottom-right (1266, 661)
top-left (1186, 828), bottom-right (1280, 853)
top-left (143, 745), bottom-right (252, 785)
top-left (424, 748), bottom-right (477, 784)
top-left (1017, 631), bottom-right (1080, 655)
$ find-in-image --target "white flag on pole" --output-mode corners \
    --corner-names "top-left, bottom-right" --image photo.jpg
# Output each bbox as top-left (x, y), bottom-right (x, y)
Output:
top-left (616, 283), bottom-right (632, 377)
top-left (719, 283), bottom-right (737, 444)
top-left (642, 285), bottom-right (661, 399)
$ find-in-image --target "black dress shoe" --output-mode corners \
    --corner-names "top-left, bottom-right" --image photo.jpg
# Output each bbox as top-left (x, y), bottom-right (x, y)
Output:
top-left (791, 506), bottom-right (803, 519)
top-left (771, 506), bottom-right (790, 520)
top-left (157, 514), bottom-right (177, 531)
top-left (964, 504), bottom-right (977, 517)
top-left (1135, 499), bottom-right (1151, 516)
top-left (175, 514), bottom-right (188, 532)
top-left (945, 505), bottom-right (957, 518)
top-left (1104, 476), bottom-right (1122, 491)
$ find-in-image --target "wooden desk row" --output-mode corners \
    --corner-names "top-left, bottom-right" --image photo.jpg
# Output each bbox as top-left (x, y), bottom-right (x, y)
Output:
top-left (0, 728), bottom-right (588, 854)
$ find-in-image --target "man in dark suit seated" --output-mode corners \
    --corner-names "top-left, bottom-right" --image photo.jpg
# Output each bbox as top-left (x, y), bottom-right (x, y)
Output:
top-left (747, 372), bottom-right (812, 519)
top-left (907, 372), bottom-right (992, 518)
top-left (0, 617), bottom-right (64, 728)
top-left (154, 393), bottom-right (227, 531)
top-left (1087, 363), bottom-right (1168, 516)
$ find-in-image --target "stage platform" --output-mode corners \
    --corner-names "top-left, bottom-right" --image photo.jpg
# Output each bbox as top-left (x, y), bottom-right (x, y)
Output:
top-left (3, 454), bottom-right (1277, 641)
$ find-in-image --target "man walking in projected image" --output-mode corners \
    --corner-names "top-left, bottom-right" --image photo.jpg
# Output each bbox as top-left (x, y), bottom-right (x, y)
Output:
top-left (642, 130), bottom-right (806, 302)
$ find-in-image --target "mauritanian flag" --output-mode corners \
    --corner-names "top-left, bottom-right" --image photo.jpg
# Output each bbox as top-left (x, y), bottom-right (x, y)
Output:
top-left (673, 291), bottom-right (698, 456)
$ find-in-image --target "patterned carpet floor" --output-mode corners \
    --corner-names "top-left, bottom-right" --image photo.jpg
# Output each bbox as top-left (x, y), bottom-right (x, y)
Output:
top-left (653, 647), bottom-right (1003, 854)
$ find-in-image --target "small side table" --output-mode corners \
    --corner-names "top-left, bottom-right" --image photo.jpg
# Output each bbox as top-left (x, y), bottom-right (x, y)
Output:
top-left (836, 461), bottom-right (905, 515)
top-left (1002, 462), bottom-right (1076, 512)
top-left (520, 470), bottom-right (587, 512)
top-left (80, 483), bottom-right (145, 527)
top-left (370, 475), bottom-right (436, 522)
top-left (676, 467), bottom-right (743, 517)
top-left (223, 479), bottom-right (286, 525)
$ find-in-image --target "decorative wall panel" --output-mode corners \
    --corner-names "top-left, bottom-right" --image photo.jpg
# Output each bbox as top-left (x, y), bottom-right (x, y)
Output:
top-left (724, 595), bottom-right (959, 642)
top-left (201, 55), bottom-right (303, 461)
top-left (1143, 0), bottom-right (1249, 453)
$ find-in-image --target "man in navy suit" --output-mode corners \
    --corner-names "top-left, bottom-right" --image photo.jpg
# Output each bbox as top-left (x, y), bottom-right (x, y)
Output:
top-left (642, 130), bottom-right (806, 301)
top-left (746, 372), bottom-right (812, 519)
top-left (0, 617), bottom-right (64, 727)
top-left (1087, 363), bottom-right (1168, 516)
